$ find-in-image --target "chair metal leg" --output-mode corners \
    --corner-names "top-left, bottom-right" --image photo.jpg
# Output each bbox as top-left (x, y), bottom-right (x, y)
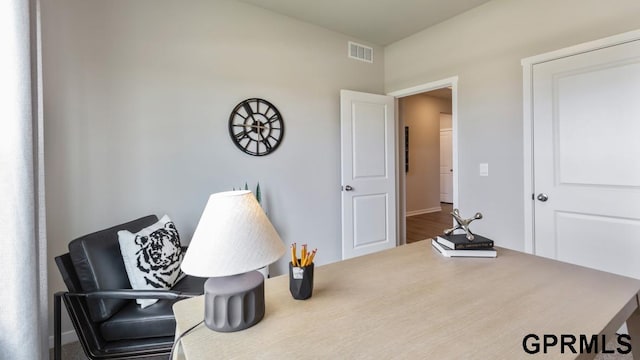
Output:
top-left (54, 292), bottom-right (63, 360)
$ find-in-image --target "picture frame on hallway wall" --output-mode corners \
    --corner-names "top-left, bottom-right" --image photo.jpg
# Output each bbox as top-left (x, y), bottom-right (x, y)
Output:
top-left (405, 126), bottom-right (409, 173)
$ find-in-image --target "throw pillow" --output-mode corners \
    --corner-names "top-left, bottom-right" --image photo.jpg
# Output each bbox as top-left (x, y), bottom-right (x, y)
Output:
top-left (118, 214), bottom-right (185, 308)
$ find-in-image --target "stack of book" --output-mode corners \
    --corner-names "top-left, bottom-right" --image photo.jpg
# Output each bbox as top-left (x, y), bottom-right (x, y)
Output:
top-left (431, 233), bottom-right (496, 258)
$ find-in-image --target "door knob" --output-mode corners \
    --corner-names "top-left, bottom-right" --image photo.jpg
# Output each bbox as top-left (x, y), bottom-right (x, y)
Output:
top-left (344, 185), bottom-right (354, 191)
top-left (536, 193), bottom-right (549, 202)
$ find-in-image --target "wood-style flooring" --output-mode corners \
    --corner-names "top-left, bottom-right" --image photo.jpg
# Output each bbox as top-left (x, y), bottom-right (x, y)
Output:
top-left (406, 203), bottom-right (453, 244)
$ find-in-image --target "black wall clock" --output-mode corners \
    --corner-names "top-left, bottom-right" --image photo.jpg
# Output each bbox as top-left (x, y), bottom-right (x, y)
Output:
top-left (228, 98), bottom-right (285, 156)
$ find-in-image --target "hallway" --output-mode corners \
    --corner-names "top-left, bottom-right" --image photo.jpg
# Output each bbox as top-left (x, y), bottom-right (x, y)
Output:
top-left (406, 203), bottom-right (453, 244)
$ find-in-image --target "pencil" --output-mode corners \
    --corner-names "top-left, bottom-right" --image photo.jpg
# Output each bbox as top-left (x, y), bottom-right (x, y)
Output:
top-left (301, 244), bottom-right (307, 266)
top-left (291, 243), bottom-right (298, 267)
top-left (307, 249), bottom-right (317, 265)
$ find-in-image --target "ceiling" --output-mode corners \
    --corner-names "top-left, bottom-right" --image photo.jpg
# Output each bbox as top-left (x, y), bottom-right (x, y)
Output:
top-left (425, 87), bottom-right (452, 100)
top-left (234, 0), bottom-right (492, 46)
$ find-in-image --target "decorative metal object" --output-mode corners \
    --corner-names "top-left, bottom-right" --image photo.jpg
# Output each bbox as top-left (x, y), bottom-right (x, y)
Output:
top-left (443, 208), bottom-right (483, 241)
top-left (228, 98), bottom-right (284, 156)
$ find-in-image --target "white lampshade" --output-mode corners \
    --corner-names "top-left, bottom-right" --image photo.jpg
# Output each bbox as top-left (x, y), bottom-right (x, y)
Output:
top-left (181, 190), bottom-right (286, 277)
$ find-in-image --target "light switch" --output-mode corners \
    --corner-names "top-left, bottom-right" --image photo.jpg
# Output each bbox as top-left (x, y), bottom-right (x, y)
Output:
top-left (479, 163), bottom-right (489, 176)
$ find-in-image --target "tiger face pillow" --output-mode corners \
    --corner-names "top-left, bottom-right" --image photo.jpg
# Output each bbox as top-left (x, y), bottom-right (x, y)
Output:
top-left (118, 215), bottom-right (185, 308)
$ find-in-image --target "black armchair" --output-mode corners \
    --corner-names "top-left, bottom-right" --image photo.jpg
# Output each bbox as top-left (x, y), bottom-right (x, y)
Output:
top-left (53, 215), bottom-right (205, 359)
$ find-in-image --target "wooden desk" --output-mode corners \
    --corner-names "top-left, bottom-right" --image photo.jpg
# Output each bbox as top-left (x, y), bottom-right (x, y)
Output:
top-left (173, 241), bottom-right (640, 359)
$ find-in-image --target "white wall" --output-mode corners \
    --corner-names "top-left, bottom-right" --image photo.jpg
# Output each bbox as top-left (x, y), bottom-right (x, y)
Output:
top-left (42, 0), bottom-right (383, 342)
top-left (401, 94), bottom-right (451, 214)
top-left (385, 0), bottom-right (640, 250)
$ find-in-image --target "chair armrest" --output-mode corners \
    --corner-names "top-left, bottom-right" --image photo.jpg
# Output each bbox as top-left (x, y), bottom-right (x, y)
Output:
top-left (60, 289), bottom-right (200, 300)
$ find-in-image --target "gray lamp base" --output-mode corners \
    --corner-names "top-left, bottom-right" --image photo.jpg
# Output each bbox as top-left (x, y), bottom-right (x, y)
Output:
top-left (203, 271), bottom-right (265, 332)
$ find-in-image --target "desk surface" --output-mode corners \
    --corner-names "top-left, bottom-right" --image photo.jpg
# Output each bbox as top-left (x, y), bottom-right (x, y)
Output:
top-left (173, 241), bottom-right (640, 359)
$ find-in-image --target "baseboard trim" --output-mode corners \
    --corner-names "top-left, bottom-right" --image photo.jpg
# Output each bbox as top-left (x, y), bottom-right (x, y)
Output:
top-left (406, 206), bottom-right (442, 217)
top-left (49, 329), bottom-right (78, 349)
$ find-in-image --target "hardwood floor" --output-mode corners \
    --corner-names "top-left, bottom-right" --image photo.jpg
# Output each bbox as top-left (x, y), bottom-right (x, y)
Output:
top-left (406, 203), bottom-right (453, 244)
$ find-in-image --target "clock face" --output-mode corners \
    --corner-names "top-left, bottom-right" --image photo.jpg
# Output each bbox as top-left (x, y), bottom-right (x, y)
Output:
top-left (228, 98), bottom-right (284, 156)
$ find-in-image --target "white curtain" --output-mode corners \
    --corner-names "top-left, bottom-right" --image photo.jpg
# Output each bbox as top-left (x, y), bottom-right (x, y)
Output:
top-left (0, 0), bottom-right (48, 358)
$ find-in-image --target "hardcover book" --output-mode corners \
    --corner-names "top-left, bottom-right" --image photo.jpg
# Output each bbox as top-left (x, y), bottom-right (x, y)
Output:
top-left (436, 234), bottom-right (494, 250)
top-left (431, 239), bottom-right (497, 258)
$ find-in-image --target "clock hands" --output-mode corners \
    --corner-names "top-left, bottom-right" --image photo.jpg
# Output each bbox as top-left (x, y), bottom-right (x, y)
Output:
top-left (233, 124), bottom-right (272, 147)
top-left (243, 102), bottom-right (264, 142)
top-left (242, 103), bottom-right (272, 135)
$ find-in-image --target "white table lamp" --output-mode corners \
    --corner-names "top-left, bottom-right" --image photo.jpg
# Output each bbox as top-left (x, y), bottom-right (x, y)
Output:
top-left (181, 190), bottom-right (285, 332)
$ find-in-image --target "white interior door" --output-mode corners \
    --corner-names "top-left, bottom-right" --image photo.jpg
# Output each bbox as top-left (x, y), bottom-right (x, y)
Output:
top-left (340, 90), bottom-right (396, 260)
top-left (532, 39), bottom-right (640, 279)
top-left (439, 127), bottom-right (453, 203)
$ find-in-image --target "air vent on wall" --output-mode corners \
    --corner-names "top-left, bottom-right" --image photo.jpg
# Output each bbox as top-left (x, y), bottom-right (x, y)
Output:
top-left (348, 41), bottom-right (373, 63)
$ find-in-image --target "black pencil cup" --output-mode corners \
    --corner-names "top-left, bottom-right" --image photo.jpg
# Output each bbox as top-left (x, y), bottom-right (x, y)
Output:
top-left (289, 262), bottom-right (314, 300)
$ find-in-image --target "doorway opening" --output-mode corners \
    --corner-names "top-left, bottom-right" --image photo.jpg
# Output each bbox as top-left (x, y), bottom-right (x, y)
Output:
top-left (387, 77), bottom-right (458, 245)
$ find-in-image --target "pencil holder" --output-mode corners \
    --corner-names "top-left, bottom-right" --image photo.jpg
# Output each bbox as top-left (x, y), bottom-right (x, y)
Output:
top-left (289, 262), bottom-right (314, 300)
